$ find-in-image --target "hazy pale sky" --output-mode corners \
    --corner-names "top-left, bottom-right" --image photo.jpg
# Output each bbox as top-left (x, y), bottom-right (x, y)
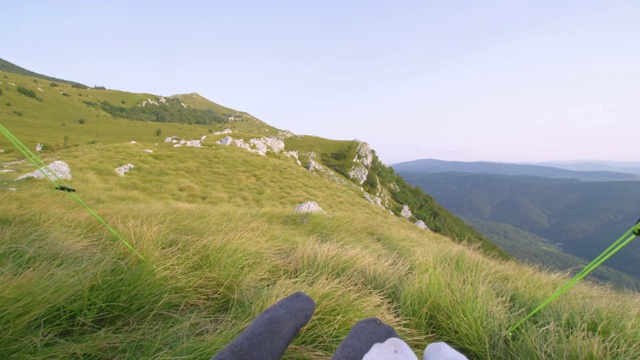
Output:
top-left (2, 0), bottom-right (639, 164)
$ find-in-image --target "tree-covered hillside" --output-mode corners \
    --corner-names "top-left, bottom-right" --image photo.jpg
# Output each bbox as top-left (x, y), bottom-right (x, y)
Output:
top-left (399, 171), bottom-right (640, 285)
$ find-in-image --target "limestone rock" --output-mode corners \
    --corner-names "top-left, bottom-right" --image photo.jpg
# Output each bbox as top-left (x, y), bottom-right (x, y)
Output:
top-left (294, 201), bottom-right (325, 214)
top-left (306, 159), bottom-right (322, 171)
top-left (249, 138), bottom-right (268, 155)
top-left (400, 205), bottom-right (412, 220)
top-left (142, 149), bottom-right (154, 153)
top-left (130, 141), bottom-right (137, 144)
top-left (415, 220), bottom-right (429, 231)
top-left (219, 136), bottom-right (233, 145)
top-left (355, 141), bottom-right (373, 167)
top-left (17, 161), bottom-right (72, 181)
top-left (185, 140), bottom-right (202, 147)
top-left (284, 151), bottom-right (301, 165)
top-left (364, 193), bottom-right (384, 208)
top-left (115, 163), bottom-right (134, 176)
top-left (347, 141), bottom-right (374, 184)
top-left (349, 164), bottom-right (368, 185)
top-left (35, 143), bottom-right (43, 152)
top-left (214, 129), bottom-right (233, 135)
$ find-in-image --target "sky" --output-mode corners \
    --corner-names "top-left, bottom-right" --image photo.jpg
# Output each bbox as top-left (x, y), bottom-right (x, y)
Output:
top-left (2, 0), bottom-right (639, 164)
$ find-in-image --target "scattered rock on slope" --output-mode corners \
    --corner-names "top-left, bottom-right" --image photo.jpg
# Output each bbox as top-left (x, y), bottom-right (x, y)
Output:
top-left (294, 201), bottom-right (326, 214)
top-left (415, 220), bottom-right (429, 231)
top-left (16, 161), bottom-right (72, 181)
top-left (115, 163), bottom-right (134, 176)
top-left (400, 205), bottom-right (412, 220)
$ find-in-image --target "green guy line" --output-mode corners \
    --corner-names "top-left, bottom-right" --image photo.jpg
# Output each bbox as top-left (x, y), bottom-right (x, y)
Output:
top-left (508, 222), bottom-right (640, 335)
top-left (0, 123), bottom-right (144, 260)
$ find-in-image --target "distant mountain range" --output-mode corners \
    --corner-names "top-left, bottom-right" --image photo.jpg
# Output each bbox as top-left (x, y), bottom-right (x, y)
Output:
top-left (530, 160), bottom-right (640, 175)
top-left (392, 159), bottom-right (639, 181)
top-left (394, 159), bottom-right (640, 290)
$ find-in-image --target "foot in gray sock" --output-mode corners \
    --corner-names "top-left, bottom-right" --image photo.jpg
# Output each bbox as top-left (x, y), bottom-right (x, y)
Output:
top-left (331, 317), bottom-right (399, 360)
top-left (212, 291), bottom-right (315, 360)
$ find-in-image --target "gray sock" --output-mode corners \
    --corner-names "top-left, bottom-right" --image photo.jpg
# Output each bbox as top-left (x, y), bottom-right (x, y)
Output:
top-left (332, 318), bottom-right (400, 360)
top-left (212, 291), bottom-right (315, 360)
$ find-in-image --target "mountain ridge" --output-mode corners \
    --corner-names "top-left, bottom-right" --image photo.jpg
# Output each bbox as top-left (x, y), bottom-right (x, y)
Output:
top-left (393, 158), bottom-right (639, 181)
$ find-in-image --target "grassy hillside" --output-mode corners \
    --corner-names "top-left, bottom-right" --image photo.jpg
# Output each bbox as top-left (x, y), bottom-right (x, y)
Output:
top-left (2, 64), bottom-right (640, 358)
top-left (3, 141), bottom-right (640, 359)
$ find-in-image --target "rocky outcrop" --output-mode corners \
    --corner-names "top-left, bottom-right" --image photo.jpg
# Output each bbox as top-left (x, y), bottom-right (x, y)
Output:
top-left (364, 193), bottom-right (384, 208)
top-left (17, 161), bottom-right (72, 181)
top-left (415, 220), bottom-right (429, 231)
top-left (284, 151), bottom-right (301, 165)
top-left (214, 129), bottom-right (233, 135)
top-left (347, 141), bottom-right (374, 184)
top-left (400, 205), bottom-right (412, 220)
top-left (185, 140), bottom-right (202, 147)
top-left (294, 201), bottom-right (325, 214)
top-left (115, 163), bottom-right (134, 176)
top-left (219, 136), bottom-right (285, 156)
top-left (349, 165), bottom-right (368, 185)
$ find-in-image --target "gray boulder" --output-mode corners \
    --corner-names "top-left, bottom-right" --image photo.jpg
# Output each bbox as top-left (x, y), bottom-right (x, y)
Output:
top-left (294, 201), bottom-right (326, 214)
top-left (115, 163), bottom-right (135, 176)
top-left (415, 220), bottom-right (429, 231)
top-left (17, 161), bottom-right (71, 181)
top-left (400, 205), bottom-right (412, 220)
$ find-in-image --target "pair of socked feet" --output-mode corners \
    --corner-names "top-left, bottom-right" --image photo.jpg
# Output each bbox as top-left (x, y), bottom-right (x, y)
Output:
top-left (212, 291), bottom-right (467, 360)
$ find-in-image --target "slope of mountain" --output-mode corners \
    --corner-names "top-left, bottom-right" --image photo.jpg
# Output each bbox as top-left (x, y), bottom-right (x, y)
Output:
top-left (397, 170), bottom-right (640, 285)
top-left (0, 58), bottom-right (87, 88)
top-left (2, 60), bottom-right (640, 359)
top-left (462, 217), bottom-right (640, 290)
top-left (393, 158), bottom-right (638, 181)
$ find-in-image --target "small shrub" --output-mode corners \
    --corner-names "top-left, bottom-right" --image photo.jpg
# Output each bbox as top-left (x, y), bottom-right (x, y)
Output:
top-left (121, 100), bottom-right (125, 104)
top-left (209, 129), bottom-right (213, 133)
top-left (61, 123), bottom-right (66, 126)
top-left (61, 92), bottom-right (70, 97)
top-left (5, 102), bottom-right (10, 106)
top-left (17, 86), bottom-right (37, 99)
top-left (12, 111), bottom-right (23, 116)
top-left (77, 119), bottom-right (86, 124)
top-left (63, 135), bottom-right (69, 148)
top-left (32, 79), bottom-right (38, 83)
top-left (155, 128), bottom-right (162, 136)
top-left (71, 84), bottom-right (87, 89)
top-left (93, 85), bottom-right (106, 90)
top-left (50, 82), bottom-right (59, 87)
top-left (0, 89), bottom-right (2, 96)
top-left (86, 139), bottom-right (98, 145)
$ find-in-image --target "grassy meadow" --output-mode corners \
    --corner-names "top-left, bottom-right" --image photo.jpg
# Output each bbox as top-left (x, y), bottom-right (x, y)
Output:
top-left (2, 69), bottom-right (640, 359)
